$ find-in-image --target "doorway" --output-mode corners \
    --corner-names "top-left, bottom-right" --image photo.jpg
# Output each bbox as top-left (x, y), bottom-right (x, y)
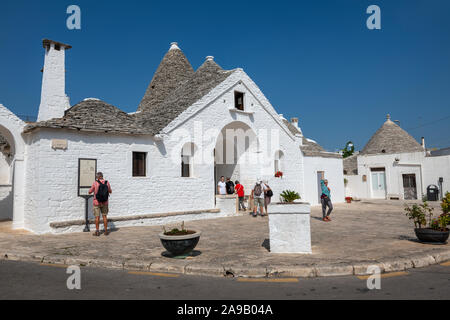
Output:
top-left (317, 171), bottom-right (324, 203)
top-left (402, 174), bottom-right (417, 200)
top-left (370, 168), bottom-right (386, 199)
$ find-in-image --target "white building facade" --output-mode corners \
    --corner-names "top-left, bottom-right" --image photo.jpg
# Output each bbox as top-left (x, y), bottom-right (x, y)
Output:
top-left (0, 40), bottom-right (344, 234)
top-left (344, 115), bottom-right (450, 201)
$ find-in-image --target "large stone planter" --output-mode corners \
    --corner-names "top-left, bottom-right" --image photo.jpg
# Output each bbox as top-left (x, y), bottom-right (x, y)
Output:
top-left (268, 202), bottom-right (311, 254)
top-left (414, 228), bottom-right (449, 243)
top-left (159, 231), bottom-right (201, 257)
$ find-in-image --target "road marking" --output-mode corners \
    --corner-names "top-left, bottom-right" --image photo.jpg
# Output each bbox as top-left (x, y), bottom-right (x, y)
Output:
top-left (40, 263), bottom-right (69, 268)
top-left (440, 261), bottom-right (450, 267)
top-left (237, 278), bottom-right (299, 283)
top-left (128, 271), bottom-right (179, 278)
top-left (357, 271), bottom-right (409, 280)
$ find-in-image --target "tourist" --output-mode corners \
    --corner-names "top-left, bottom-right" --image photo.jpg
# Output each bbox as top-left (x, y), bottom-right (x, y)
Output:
top-left (226, 177), bottom-right (235, 195)
top-left (320, 179), bottom-right (333, 222)
top-left (263, 181), bottom-right (273, 216)
top-left (88, 172), bottom-right (112, 236)
top-left (235, 180), bottom-right (246, 211)
top-left (217, 176), bottom-right (227, 195)
top-left (251, 179), bottom-right (267, 217)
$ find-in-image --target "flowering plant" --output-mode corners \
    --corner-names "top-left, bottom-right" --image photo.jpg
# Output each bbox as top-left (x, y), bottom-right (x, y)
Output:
top-left (275, 171), bottom-right (283, 178)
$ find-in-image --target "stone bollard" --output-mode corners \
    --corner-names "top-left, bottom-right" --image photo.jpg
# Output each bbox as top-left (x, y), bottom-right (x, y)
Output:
top-left (268, 202), bottom-right (312, 254)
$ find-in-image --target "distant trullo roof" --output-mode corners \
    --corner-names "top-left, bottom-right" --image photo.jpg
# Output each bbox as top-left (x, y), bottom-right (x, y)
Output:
top-left (280, 118), bottom-right (341, 159)
top-left (361, 114), bottom-right (424, 155)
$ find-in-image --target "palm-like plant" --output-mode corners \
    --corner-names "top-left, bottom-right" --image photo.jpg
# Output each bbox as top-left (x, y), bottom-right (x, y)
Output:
top-left (280, 190), bottom-right (300, 203)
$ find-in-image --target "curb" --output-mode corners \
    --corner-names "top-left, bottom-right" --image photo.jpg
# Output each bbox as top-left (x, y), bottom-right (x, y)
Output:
top-left (2, 249), bottom-right (450, 278)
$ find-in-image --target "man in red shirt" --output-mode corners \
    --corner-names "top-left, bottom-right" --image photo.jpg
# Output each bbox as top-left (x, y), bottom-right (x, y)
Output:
top-left (235, 180), bottom-right (246, 211)
top-left (88, 172), bottom-right (112, 236)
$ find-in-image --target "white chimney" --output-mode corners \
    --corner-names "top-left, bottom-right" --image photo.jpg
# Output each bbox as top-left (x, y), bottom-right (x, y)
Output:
top-left (421, 137), bottom-right (426, 150)
top-left (37, 39), bottom-right (72, 122)
top-left (290, 117), bottom-right (299, 129)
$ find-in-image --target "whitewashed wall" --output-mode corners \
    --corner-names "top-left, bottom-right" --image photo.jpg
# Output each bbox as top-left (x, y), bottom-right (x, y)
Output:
top-left (0, 153), bottom-right (10, 184)
top-left (24, 69), bottom-right (304, 233)
top-left (303, 156), bottom-right (345, 205)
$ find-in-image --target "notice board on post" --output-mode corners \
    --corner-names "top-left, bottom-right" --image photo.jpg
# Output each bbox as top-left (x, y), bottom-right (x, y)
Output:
top-left (78, 158), bottom-right (97, 196)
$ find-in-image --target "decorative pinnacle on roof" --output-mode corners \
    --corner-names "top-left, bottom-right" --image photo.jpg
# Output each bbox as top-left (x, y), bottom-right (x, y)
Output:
top-left (386, 114), bottom-right (391, 121)
top-left (169, 42), bottom-right (180, 50)
top-left (206, 56), bottom-right (214, 61)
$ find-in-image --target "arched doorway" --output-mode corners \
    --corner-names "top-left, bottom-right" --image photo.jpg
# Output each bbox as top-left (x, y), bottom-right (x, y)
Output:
top-left (0, 105), bottom-right (26, 228)
top-left (214, 121), bottom-right (260, 194)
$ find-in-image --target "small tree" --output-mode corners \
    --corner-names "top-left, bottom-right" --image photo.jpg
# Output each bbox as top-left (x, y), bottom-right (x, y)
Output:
top-left (341, 141), bottom-right (355, 158)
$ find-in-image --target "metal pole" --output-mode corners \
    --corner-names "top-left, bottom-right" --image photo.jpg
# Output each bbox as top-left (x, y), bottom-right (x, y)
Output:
top-left (83, 196), bottom-right (91, 232)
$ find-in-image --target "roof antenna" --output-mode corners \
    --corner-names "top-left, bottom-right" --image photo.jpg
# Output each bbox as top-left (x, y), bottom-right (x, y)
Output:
top-left (394, 120), bottom-right (400, 126)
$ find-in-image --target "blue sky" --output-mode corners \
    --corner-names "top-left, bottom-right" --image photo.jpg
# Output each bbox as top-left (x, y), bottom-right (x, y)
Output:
top-left (1, 0), bottom-right (449, 151)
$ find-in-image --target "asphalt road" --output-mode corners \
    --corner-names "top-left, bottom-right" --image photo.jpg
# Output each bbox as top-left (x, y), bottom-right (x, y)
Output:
top-left (0, 260), bottom-right (449, 300)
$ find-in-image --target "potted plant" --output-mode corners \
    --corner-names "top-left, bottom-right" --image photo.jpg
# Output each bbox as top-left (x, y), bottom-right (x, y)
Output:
top-left (345, 196), bottom-right (353, 203)
top-left (159, 222), bottom-right (201, 258)
top-left (279, 190), bottom-right (300, 203)
top-left (404, 200), bottom-right (449, 243)
top-left (274, 171), bottom-right (283, 178)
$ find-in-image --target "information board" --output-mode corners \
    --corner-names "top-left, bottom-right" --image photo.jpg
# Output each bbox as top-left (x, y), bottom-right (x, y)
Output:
top-left (78, 158), bottom-right (97, 197)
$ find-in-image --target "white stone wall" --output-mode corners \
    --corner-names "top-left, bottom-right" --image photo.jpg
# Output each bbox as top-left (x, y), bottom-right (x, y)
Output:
top-left (0, 153), bottom-right (10, 184)
top-left (0, 185), bottom-right (12, 221)
top-left (303, 156), bottom-right (345, 205)
top-left (24, 70), bottom-right (305, 234)
top-left (345, 151), bottom-right (450, 200)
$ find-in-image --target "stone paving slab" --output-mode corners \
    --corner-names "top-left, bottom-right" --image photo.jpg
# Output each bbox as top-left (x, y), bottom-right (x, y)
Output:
top-left (0, 200), bottom-right (449, 278)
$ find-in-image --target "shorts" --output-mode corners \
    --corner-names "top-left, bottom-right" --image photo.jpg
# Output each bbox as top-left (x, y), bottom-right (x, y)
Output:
top-left (254, 197), bottom-right (264, 208)
top-left (93, 204), bottom-right (108, 217)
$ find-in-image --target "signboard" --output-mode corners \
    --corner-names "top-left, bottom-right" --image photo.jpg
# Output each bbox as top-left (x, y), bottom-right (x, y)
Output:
top-left (52, 139), bottom-right (68, 150)
top-left (78, 158), bottom-right (97, 197)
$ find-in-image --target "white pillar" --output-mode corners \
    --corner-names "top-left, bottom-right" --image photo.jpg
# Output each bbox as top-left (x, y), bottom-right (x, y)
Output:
top-left (37, 39), bottom-right (72, 122)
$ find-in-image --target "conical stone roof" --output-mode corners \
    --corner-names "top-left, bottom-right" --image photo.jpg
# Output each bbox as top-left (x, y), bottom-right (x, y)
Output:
top-left (138, 42), bottom-right (194, 113)
top-left (138, 56), bottom-right (236, 135)
top-left (361, 115), bottom-right (424, 155)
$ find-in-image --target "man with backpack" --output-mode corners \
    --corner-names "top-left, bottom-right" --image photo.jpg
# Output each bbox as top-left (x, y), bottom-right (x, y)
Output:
top-left (88, 172), bottom-right (112, 236)
top-left (251, 179), bottom-right (267, 217)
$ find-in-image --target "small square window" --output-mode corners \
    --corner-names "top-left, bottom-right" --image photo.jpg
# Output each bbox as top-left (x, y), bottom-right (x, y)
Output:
top-left (132, 152), bottom-right (147, 177)
top-left (234, 91), bottom-right (244, 111)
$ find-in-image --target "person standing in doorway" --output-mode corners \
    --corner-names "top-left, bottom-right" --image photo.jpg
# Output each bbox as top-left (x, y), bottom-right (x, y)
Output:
top-left (251, 179), bottom-right (267, 217)
top-left (235, 180), bottom-right (246, 211)
top-left (89, 172), bottom-right (112, 236)
top-left (226, 177), bottom-right (235, 195)
top-left (217, 176), bottom-right (227, 195)
top-left (320, 179), bottom-right (333, 222)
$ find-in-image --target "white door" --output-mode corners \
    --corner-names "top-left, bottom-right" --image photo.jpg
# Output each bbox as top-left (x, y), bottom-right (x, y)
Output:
top-left (370, 169), bottom-right (386, 199)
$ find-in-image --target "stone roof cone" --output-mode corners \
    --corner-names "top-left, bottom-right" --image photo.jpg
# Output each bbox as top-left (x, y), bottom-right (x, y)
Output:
top-left (361, 114), bottom-right (424, 155)
top-left (138, 42), bottom-right (194, 113)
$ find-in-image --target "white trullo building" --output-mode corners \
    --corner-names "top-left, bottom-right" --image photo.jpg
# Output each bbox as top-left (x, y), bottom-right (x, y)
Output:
top-left (344, 115), bottom-right (450, 201)
top-left (0, 39), bottom-right (344, 234)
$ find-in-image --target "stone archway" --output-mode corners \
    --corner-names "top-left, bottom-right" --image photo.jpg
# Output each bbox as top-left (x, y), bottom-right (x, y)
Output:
top-left (0, 104), bottom-right (26, 228)
top-left (214, 121), bottom-right (260, 193)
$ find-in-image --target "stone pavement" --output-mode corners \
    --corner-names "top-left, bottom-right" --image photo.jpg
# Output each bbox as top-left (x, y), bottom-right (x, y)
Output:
top-left (0, 200), bottom-right (449, 278)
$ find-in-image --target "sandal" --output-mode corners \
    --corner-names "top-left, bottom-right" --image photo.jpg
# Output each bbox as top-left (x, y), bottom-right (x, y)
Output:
top-left (104, 230), bottom-right (109, 236)
top-left (93, 230), bottom-right (100, 236)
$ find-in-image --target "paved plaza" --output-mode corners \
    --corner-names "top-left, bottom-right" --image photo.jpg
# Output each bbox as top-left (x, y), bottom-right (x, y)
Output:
top-left (0, 200), bottom-right (449, 278)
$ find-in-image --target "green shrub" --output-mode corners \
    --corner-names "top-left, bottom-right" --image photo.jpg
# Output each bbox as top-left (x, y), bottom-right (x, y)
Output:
top-left (280, 190), bottom-right (301, 203)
